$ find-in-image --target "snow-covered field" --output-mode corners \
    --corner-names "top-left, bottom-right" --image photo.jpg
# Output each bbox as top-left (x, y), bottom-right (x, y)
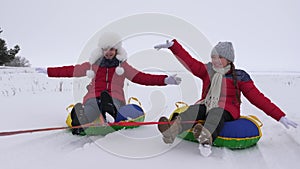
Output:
top-left (0, 67), bottom-right (299, 169)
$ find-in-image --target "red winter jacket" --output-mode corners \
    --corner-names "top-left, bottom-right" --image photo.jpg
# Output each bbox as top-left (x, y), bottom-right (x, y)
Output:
top-left (169, 40), bottom-right (285, 121)
top-left (47, 61), bottom-right (167, 104)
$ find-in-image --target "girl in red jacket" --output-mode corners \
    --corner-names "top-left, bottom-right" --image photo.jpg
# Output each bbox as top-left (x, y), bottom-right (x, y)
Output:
top-left (154, 39), bottom-right (297, 156)
top-left (36, 32), bottom-right (181, 135)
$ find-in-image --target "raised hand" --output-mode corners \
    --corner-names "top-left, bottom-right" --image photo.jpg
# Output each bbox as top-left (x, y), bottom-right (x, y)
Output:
top-left (279, 116), bottom-right (298, 129)
top-left (154, 40), bottom-right (174, 50)
top-left (35, 67), bottom-right (47, 74)
top-left (164, 74), bottom-right (182, 85)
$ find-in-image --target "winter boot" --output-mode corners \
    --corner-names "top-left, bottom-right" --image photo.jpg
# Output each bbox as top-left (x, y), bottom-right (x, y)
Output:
top-left (157, 116), bottom-right (182, 144)
top-left (192, 123), bottom-right (213, 157)
top-left (100, 91), bottom-right (117, 120)
top-left (70, 103), bottom-right (89, 135)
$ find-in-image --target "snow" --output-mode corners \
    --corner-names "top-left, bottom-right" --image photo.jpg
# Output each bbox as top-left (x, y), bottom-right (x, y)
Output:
top-left (0, 67), bottom-right (300, 169)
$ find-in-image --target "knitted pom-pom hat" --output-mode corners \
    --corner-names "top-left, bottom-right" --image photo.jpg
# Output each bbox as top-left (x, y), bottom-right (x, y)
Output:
top-left (211, 42), bottom-right (235, 62)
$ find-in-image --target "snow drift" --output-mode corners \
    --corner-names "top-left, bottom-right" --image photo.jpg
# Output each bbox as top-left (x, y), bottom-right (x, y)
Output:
top-left (0, 67), bottom-right (299, 169)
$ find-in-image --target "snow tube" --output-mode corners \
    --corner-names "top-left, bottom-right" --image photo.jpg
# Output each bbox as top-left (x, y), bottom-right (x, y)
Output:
top-left (170, 102), bottom-right (263, 149)
top-left (65, 97), bottom-right (145, 136)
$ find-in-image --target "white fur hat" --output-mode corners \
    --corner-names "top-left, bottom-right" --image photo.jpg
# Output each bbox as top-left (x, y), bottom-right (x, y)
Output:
top-left (87, 32), bottom-right (127, 78)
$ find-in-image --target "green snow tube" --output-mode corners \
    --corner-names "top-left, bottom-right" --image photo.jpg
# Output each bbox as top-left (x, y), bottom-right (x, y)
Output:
top-left (171, 102), bottom-right (263, 149)
top-left (66, 97), bottom-right (145, 136)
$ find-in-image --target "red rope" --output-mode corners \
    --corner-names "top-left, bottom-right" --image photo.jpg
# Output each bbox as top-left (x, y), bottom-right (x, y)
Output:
top-left (0, 120), bottom-right (199, 137)
top-left (108, 120), bottom-right (198, 126)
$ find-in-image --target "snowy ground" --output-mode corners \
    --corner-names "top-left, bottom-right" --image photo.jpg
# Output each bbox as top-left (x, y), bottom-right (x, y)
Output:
top-left (0, 67), bottom-right (300, 169)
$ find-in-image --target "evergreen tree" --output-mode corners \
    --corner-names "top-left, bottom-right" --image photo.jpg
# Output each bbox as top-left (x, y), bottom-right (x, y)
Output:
top-left (5, 56), bottom-right (31, 67)
top-left (0, 28), bottom-right (20, 65)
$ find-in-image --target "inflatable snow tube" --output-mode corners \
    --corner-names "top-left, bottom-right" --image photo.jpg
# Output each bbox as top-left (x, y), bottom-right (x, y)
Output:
top-left (66, 97), bottom-right (145, 136)
top-left (171, 102), bottom-right (263, 149)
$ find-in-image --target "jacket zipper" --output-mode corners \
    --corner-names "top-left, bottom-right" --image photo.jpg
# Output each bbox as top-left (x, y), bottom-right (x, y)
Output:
top-left (106, 68), bottom-right (109, 90)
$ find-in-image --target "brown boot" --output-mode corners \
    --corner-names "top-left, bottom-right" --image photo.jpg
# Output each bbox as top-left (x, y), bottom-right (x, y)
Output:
top-left (158, 116), bottom-right (182, 144)
top-left (192, 123), bottom-right (212, 145)
top-left (192, 123), bottom-right (213, 157)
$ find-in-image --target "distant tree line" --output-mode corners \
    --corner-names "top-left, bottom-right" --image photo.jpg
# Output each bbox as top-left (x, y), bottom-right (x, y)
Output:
top-left (0, 28), bottom-right (30, 67)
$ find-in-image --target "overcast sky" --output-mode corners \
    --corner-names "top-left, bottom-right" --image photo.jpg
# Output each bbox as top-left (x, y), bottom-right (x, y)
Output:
top-left (1, 0), bottom-right (299, 71)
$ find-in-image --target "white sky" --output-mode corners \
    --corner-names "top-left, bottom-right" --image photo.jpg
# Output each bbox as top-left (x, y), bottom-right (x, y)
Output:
top-left (1, 0), bottom-right (299, 71)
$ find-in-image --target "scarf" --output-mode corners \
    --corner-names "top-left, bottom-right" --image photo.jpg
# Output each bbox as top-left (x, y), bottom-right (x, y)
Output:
top-left (200, 64), bottom-right (231, 113)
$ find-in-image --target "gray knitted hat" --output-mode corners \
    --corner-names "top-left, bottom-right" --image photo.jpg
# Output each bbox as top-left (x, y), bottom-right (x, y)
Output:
top-left (211, 42), bottom-right (235, 62)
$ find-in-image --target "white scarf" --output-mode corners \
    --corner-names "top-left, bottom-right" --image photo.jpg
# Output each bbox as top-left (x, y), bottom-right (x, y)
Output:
top-left (200, 64), bottom-right (231, 113)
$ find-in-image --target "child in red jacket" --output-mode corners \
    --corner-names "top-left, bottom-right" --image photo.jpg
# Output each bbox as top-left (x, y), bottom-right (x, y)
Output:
top-left (36, 32), bottom-right (181, 135)
top-left (154, 39), bottom-right (297, 156)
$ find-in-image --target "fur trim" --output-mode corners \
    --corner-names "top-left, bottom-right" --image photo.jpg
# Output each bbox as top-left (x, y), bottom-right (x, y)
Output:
top-left (115, 47), bottom-right (127, 75)
top-left (86, 69), bottom-right (95, 78)
top-left (87, 32), bottom-right (127, 77)
top-left (98, 32), bottom-right (122, 51)
top-left (89, 47), bottom-right (102, 64)
top-left (89, 32), bottom-right (126, 64)
top-left (115, 66), bottom-right (125, 75)
top-left (116, 47), bottom-right (127, 62)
